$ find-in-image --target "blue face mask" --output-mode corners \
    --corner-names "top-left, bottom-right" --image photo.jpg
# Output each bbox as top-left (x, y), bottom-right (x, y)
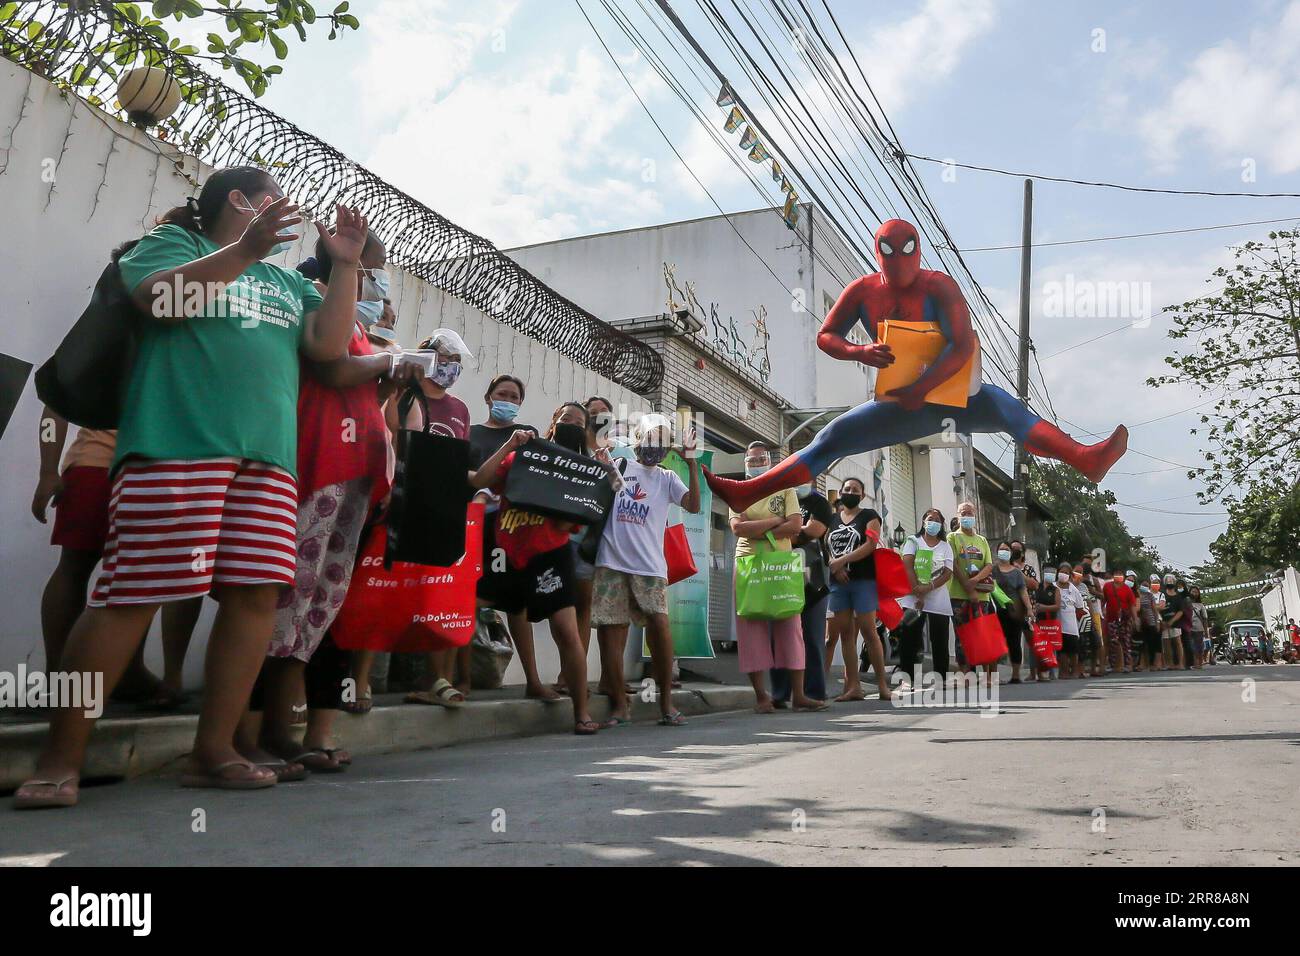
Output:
top-left (959, 515), bottom-right (976, 531)
top-left (924, 520), bottom-right (942, 537)
top-left (355, 299), bottom-right (383, 327)
top-left (490, 400), bottom-right (519, 423)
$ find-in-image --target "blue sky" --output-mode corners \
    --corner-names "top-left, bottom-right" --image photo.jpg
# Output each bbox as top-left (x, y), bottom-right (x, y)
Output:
top-left (228, 0), bottom-right (1300, 571)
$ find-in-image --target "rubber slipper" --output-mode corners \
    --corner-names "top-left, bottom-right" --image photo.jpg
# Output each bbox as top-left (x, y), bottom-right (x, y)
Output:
top-left (180, 760), bottom-right (277, 790)
top-left (289, 749), bottom-right (345, 773)
top-left (657, 711), bottom-right (687, 726)
top-left (574, 719), bottom-right (602, 736)
top-left (13, 776), bottom-right (80, 809)
top-left (256, 758), bottom-right (309, 783)
top-left (794, 701), bottom-right (829, 712)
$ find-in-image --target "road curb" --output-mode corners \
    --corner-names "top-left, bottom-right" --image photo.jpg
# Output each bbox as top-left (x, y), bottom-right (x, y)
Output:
top-left (1, 683), bottom-right (756, 792)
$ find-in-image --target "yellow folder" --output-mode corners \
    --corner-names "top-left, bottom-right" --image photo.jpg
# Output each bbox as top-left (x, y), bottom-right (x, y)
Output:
top-left (873, 319), bottom-right (976, 409)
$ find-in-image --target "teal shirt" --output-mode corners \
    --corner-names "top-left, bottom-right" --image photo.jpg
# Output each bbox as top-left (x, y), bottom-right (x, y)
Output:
top-left (115, 225), bottom-right (323, 476)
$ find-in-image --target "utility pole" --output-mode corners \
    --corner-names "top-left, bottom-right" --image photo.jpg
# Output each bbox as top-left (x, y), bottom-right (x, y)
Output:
top-left (1011, 178), bottom-right (1033, 537)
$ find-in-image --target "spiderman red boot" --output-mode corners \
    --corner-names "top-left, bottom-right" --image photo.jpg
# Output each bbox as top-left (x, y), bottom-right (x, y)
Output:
top-left (703, 454), bottom-right (813, 514)
top-left (1024, 421), bottom-right (1129, 484)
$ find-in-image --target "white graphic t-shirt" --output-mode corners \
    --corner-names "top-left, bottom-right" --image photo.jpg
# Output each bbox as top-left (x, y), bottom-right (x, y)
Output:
top-left (897, 536), bottom-right (954, 616)
top-left (594, 459), bottom-right (688, 580)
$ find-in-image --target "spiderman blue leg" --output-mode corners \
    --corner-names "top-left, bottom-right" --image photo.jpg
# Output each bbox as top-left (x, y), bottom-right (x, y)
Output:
top-left (705, 383), bottom-right (1127, 512)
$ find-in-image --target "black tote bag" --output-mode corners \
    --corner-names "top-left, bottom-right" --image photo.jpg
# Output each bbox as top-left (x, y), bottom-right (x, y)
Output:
top-left (385, 388), bottom-right (472, 568)
top-left (503, 436), bottom-right (615, 526)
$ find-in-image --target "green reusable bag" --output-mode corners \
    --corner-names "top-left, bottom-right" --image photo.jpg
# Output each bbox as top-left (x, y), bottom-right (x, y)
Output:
top-left (735, 532), bottom-right (806, 620)
top-left (992, 582), bottom-right (1013, 608)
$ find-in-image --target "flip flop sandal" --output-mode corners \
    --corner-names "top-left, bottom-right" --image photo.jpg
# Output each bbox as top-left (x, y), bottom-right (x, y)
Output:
top-left (657, 711), bottom-right (687, 726)
top-left (290, 749), bottom-right (345, 774)
top-left (342, 692), bottom-right (373, 715)
top-left (601, 716), bottom-right (631, 729)
top-left (257, 759), bottom-right (309, 783)
top-left (320, 748), bottom-right (352, 767)
top-left (406, 679), bottom-right (465, 708)
top-left (794, 701), bottom-right (830, 712)
top-left (180, 760), bottom-right (277, 790)
top-left (13, 776), bottom-right (79, 809)
top-left (573, 719), bottom-right (603, 735)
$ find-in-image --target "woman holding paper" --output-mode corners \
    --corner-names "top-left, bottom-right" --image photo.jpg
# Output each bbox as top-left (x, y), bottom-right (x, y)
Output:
top-left (703, 219), bottom-right (1128, 516)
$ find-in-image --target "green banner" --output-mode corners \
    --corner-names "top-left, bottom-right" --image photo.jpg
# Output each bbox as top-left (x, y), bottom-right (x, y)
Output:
top-left (640, 449), bottom-right (714, 659)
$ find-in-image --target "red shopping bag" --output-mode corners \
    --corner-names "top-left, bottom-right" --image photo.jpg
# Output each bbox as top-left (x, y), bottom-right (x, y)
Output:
top-left (333, 503), bottom-right (484, 653)
top-left (1036, 618), bottom-right (1063, 651)
top-left (956, 601), bottom-right (1008, 666)
top-left (664, 523), bottom-right (697, 585)
top-left (1032, 626), bottom-right (1059, 668)
top-left (872, 547), bottom-right (910, 630)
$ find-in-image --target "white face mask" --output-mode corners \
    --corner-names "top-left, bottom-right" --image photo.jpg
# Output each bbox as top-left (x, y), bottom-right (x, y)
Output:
top-left (232, 193), bottom-right (292, 258)
top-left (997, 549), bottom-right (1012, 563)
top-left (1057, 572), bottom-right (1070, 584)
top-left (745, 461), bottom-right (770, 478)
top-left (360, 268), bottom-right (390, 302)
top-left (355, 299), bottom-right (383, 326)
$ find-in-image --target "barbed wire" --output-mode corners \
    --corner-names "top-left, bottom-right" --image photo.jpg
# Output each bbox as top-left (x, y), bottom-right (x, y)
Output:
top-left (1, 1), bottom-right (663, 393)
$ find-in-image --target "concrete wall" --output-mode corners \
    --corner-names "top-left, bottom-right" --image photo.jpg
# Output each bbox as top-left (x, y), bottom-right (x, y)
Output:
top-left (0, 62), bottom-right (643, 685)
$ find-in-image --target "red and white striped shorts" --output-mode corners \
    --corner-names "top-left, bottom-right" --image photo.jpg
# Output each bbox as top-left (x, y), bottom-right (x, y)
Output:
top-left (88, 458), bottom-right (299, 607)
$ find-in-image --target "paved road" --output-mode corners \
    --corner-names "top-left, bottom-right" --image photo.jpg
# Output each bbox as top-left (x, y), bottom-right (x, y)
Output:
top-left (3, 666), bottom-right (1298, 866)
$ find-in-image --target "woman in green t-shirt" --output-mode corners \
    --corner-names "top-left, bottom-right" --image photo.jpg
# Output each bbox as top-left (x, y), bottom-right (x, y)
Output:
top-left (17, 167), bottom-right (370, 808)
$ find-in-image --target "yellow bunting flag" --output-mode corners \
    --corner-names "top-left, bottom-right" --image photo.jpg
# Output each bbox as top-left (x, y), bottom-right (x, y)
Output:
top-left (724, 106), bottom-right (744, 133)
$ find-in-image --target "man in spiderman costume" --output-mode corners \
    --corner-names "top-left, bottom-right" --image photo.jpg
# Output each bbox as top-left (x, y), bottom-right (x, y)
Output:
top-left (705, 219), bottom-right (1128, 514)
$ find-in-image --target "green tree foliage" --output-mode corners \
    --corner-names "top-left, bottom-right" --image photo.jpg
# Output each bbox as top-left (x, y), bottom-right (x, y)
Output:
top-left (1030, 461), bottom-right (1163, 577)
top-left (1, 1), bottom-right (360, 98)
top-left (1150, 229), bottom-right (1300, 582)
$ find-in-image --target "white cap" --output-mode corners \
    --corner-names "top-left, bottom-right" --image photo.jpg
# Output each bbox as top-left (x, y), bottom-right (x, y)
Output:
top-left (634, 412), bottom-right (674, 444)
top-left (420, 328), bottom-right (476, 366)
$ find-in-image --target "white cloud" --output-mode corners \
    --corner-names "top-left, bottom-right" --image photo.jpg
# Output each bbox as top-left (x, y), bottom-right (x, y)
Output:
top-left (1139, 0), bottom-right (1300, 174)
top-left (850, 0), bottom-right (998, 112)
top-left (363, 44), bottom-right (666, 246)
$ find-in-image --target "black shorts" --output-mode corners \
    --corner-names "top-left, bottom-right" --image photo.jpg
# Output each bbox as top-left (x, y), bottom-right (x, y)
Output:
top-left (477, 543), bottom-right (576, 623)
top-left (1143, 624), bottom-right (1163, 656)
top-left (1060, 632), bottom-right (1080, 655)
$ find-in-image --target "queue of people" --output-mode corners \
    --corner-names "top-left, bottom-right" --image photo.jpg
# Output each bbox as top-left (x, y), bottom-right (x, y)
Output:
top-left (15, 167), bottom-right (704, 809)
top-left (13, 166), bottom-right (1255, 810)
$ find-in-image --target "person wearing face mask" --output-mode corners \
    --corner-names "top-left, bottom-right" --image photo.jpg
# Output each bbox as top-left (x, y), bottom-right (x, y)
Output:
top-left (770, 479), bottom-right (836, 707)
top-left (1102, 568), bottom-right (1139, 673)
top-left (381, 330), bottom-right (478, 708)
top-left (234, 226), bottom-right (415, 776)
top-left (1164, 577), bottom-right (1196, 669)
top-left (947, 502), bottom-right (996, 682)
top-left (1032, 565), bottom-right (1061, 680)
top-left (1134, 575), bottom-right (1162, 672)
top-left (894, 508), bottom-right (955, 685)
top-left (1147, 575), bottom-right (1168, 670)
top-left (556, 395), bottom-right (619, 697)
top-left (1154, 573), bottom-right (1182, 668)
top-left (591, 416), bottom-right (701, 726)
top-left (991, 540), bottom-right (1032, 683)
top-left (1055, 562), bottom-right (1087, 679)
top-left (472, 403), bottom-right (607, 734)
top-left (1187, 586), bottom-right (1208, 669)
top-left (728, 443), bottom-right (826, 714)
top-left (17, 168), bottom-right (369, 808)
top-left (462, 375), bottom-right (559, 706)
top-left (825, 477), bottom-right (892, 701)
top-left (1079, 556), bottom-right (1109, 676)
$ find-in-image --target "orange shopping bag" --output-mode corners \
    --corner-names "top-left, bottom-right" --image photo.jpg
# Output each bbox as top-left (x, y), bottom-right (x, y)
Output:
top-left (873, 320), bottom-right (977, 409)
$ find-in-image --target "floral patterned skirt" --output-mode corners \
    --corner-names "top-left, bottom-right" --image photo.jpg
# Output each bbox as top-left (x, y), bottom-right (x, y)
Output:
top-left (268, 477), bottom-right (372, 662)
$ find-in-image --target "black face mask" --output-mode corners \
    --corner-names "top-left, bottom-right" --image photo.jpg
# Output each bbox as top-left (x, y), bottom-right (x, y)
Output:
top-left (637, 445), bottom-right (668, 466)
top-left (839, 493), bottom-right (862, 510)
top-left (552, 423), bottom-right (586, 454)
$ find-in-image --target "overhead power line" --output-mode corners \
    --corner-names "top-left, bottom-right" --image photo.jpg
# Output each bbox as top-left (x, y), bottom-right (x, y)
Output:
top-left (905, 153), bottom-right (1300, 199)
top-left (956, 216), bottom-right (1300, 253)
